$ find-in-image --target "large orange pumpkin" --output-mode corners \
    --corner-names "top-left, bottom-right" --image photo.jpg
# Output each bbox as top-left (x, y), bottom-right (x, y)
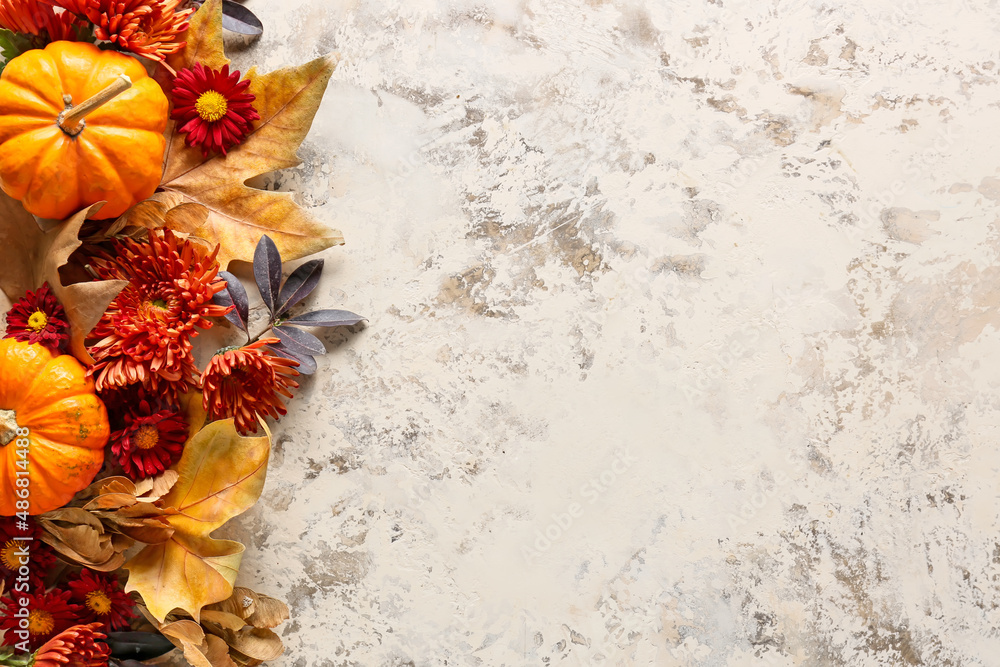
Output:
top-left (0, 41), bottom-right (168, 220)
top-left (0, 339), bottom-right (109, 515)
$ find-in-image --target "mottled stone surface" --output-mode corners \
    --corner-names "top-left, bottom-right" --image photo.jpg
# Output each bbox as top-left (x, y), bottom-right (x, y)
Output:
top-left (229, 0), bottom-right (1000, 664)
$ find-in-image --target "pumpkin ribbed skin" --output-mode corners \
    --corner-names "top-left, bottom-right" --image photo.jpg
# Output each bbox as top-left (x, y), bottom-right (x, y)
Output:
top-left (0, 41), bottom-right (168, 220)
top-left (0, 339), bottom-right (109, 515)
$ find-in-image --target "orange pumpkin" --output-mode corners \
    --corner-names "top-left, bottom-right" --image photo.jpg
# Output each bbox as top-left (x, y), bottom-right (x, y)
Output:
top-left (0, 41), bottom-right (168, 220)
top-left (0, 339), bottom-right (109, 515)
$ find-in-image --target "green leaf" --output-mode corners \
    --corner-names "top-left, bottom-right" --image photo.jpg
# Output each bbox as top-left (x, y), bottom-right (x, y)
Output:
top-left (0, 29), bottom-right (33, 74)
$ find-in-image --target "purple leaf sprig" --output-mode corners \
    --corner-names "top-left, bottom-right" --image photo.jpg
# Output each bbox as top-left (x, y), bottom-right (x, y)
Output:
top-left (211, 235), bottom-right (365, 374)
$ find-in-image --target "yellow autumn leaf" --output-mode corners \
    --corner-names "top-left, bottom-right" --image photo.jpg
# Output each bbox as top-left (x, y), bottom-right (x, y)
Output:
top-left (0, 195), bottom-right (127, 363)
top-left (124, 419), bottom-right (271, 622)
top-left (147, 0), bottom-right (343, 267)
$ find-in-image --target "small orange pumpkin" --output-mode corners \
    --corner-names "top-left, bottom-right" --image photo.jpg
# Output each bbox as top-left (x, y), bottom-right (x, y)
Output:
top-left (0, 339), bottom-right (109, 516)
top-left (0, 41), bottom-right (168, 220)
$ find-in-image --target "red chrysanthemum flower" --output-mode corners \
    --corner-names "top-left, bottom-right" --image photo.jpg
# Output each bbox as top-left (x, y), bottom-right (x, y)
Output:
top-left (0, 517), bottom-right (56, 590)
top-left (110, 399), bottom-right (187, 480)
top-left (172, 63), bottom-right (260, 156)
top-left (2, 282), bottom-right (69, 352)
top-left (0, 589), bottom-right (81, 651)
top-left (40, 0), bottom-right (191, 64)
top-left (0, 0), bottom-right (87, 41)
top-left (87, 230), bottom-right (231, 401)
top-left (31, 622), bottom-right (110, 667)
top-left (67, 570), bottom-right (135, 631)
top-left (202, 338), bottom-right (300, 435)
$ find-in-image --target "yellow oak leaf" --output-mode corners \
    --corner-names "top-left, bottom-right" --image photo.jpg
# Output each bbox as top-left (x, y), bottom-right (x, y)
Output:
top-left (124, 418), bottom-right (271, 622)
top-left (0, 194), bottom-right (126, 364)
top-left (151, 0), bottom-right (343, 268)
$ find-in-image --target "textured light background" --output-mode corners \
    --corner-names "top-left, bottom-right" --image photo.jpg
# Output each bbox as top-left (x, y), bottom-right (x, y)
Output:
top-left (223, 0), bottom-right (1000, 664)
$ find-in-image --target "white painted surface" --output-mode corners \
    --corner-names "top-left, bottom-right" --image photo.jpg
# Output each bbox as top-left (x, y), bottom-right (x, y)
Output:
top-left (230, 0), bottom-right (1000, 664)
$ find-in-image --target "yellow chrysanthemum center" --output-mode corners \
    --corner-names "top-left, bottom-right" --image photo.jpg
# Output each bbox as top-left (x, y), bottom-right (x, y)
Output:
top-left (0, 540), bottom-right (20, 571)
top-left (27, 609), bottom-right (54, 636)
top-left (195, 90), bottom-right (228, 122)
top-left (134, 424), bottom-right (160, 450)
top-left (27, 310), bottom-right (48, 332)
top-left (85, 589), bottom-right (113, 615)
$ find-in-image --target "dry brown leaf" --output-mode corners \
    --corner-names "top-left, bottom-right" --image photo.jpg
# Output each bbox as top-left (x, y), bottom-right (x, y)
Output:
top-left (204, 586), bottom-right (289, 631)
top-left (78, 476), bottom-right (138, 500)
top-left (146, 0), bottom-right (343, 267)
top-left (244, 593), bottom-right (289, 629)
top-left (134, 469), bottom-right (181, 502)
top-left (38, 507), bottom-right (128, 571)
top-left (160, 620), bottom-right (238, 667)
top-left (115, 195), bottom-right (212, 241)
top-left (0, 194), bottom-right (127, 363)
top-left (226, 628), bottom-right (283, 662)
top-left (201, 609), bottom-right (247, 633)
top-left (93, 502), bottom-right (175, 544)
top-left (83, 493), bottom-right (139, 511)
top-left (124, 419), bottom-right (271, 622)
top-left (204, 587), bottom-right (255, 620)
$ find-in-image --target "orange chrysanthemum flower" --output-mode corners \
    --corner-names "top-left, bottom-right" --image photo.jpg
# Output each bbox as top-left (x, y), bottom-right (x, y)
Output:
top-left (40, 0), bottom-right (191, 63)
top-left (0, 0), bottom-right (86, 41)
top-left (202, 338), bottom-right (300, 435)
top-left (31, 622), bottom-right (110, 667)
top-left (88, 229), bottom-right (230, 400)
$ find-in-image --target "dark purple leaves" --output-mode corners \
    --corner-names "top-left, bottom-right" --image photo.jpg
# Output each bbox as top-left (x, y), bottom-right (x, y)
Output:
top-left (191, 0), bottom-right (264, 36)
top-left (276, 259), bottom-right (323, 317)
top-left (285, 309), bottom-right (365, 328)
top-left (212, 270), bottom-right (250, 336)
top-left (253, 235), bottom-right (282, 316)
top-left (273, 324), bottom-right (326, 356)
top-left (269, 341), bottom-right (319, 375)
top-left (105, 631), bottom-right (176, 660)
top-left (224, 237), bottom-right (363, 368)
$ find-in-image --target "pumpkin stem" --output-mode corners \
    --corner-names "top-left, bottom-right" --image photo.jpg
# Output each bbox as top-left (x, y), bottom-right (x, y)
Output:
top-left (0, 409), bottom-right (17, 447)
top-left (57, 74), bottom-right (133, 137)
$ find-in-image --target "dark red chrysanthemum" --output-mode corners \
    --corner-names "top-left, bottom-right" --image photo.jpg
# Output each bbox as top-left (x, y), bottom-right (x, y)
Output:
top-left (202, 338), bottom-right (299, 435)
top-left (40, 0), bottom-right (190, 63)
top-left (0, 517), bottom-right (56, 590)
top-left (172, 63), bottom-right (260, 156)
top-left (0, 0), bottom-right (87, 41)
top-left (110, 399), bottom-right (187, 480)
top-left (2, 282), bottom-right (69, 352)
top-left (0, 589), bottom-right (81, 651)
top-left (68, 570), bottom-right (135, 631)
top-left (87, 229), bottom-right (231, 401)
top-left (31, 622), bottom-right (110, 667)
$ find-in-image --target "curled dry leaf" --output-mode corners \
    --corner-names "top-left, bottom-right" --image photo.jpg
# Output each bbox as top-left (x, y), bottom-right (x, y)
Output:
top-left (148, 0), bottom-right (343, 268)
top-left (200, 609), bottom-right (247, 633)
top-left (134, 469), bottom-right (181, 502)
top-left (205, 586), bottom-right (289, 629)
top-left (92, 503), bottom-right (176, 545)
top-left (77, 476), bottom-right (138, 501)
top-left (68, 473), bottom-right (176, 545)
top-left (37, 507), bottom-right (129, 571)
top-left (124, 419), bottom-right (271, 622)
top-left (226, 628), bottom-right (284, 663)
top-left (0, 194), bottom-right (127, 363)
top-left (112, 196), bottom-right (212, 242)
top-left (159, 619), bottom-right (237, 667)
